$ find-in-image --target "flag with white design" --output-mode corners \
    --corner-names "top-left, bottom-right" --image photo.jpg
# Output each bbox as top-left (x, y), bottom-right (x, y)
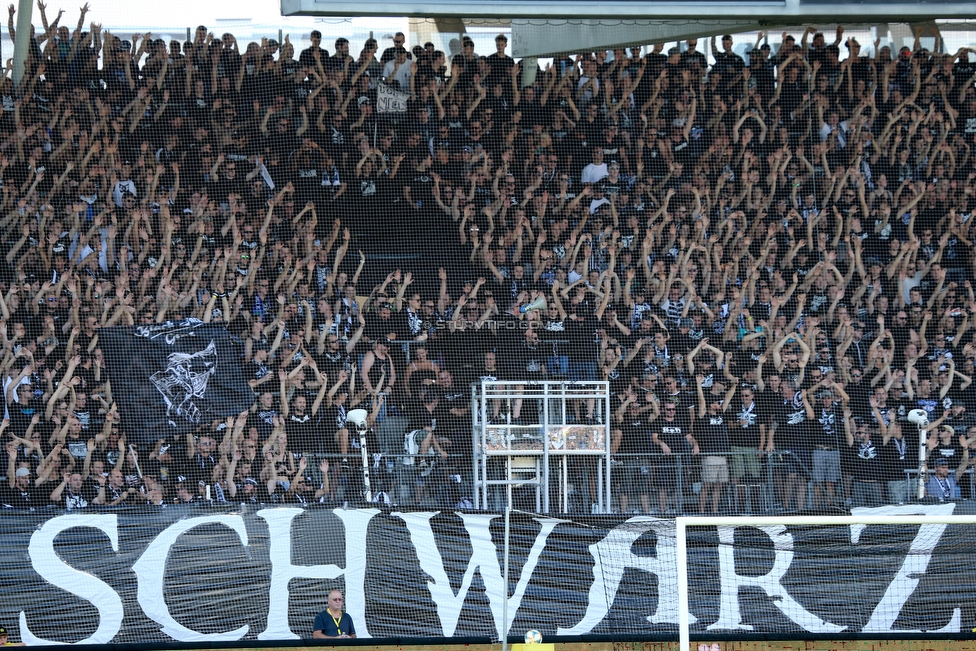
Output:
top-left (100, 319), bottom-right (254, 443)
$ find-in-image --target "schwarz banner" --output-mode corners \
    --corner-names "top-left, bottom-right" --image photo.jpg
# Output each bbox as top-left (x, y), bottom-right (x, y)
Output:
top-left (3, 503), bottom-right (976, 645)
top-left (99, 320), bottom-right (255, 443)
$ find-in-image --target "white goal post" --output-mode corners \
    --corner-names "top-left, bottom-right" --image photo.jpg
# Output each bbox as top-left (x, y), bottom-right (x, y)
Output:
top-left (675, 514), bottom-right (976, 651)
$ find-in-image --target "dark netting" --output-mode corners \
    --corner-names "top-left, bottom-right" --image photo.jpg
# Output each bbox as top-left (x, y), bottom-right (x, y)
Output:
top-left (0, 7), bottom-right (975, 643)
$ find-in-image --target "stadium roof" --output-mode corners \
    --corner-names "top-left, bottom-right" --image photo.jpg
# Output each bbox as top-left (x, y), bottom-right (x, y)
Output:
top-left (281, 0), bottom-right (975, 57)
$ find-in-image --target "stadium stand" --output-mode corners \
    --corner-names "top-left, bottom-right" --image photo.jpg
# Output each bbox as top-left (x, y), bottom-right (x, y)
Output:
top-left (1, 9), bottom-right (975, 515)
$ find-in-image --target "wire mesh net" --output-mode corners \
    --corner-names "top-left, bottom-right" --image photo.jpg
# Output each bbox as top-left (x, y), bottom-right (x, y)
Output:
top-left (1, 3), bottom-right (975, 515)
top-left (0, 0), bottom-right (975, 642)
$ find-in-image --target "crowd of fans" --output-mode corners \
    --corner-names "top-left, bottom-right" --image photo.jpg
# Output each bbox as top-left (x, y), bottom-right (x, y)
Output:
top-left (1, 3), bottom-right (976, 514)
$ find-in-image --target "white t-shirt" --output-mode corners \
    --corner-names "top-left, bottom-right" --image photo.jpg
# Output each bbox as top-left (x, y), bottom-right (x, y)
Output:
top-left (581, 163), bottom-right (609, 184)
top-left (382, 60), bottom-right (412, 90)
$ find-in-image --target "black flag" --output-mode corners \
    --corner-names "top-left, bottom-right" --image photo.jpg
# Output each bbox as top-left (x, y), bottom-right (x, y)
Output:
top-left (100, 319), bottom-right (254, 444)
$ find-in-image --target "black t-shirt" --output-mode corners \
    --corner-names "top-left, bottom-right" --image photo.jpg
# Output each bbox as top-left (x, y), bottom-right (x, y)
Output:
top-left (758, 389), bottom-right (781, 426)
top-left (654, 413), bottom-right (692, 461)
top-left (7, 399), bottom-right (42, 437)
top-left (485, 52), bottom-right (515, 83)
top-left (881, 434), bottom-right (917, 482)
top-left (321, 404), bottom-right (346, 436)
top-left (847, 382), bottom-right (873, 419)
top-left (61, 484), bottom-right (97, 510)
top-left (812, 406), bottom-right (842, 449)
top-left (618, 417), bottom-right (651, 455)
top-left (773, 393), bottom-right (808, 452)
top-left (849, 437), bottom-right (884, 482)
top-left (698, 413), bottom-right (731, 455)
top-left (366, 312), bottom-right (406, 341)
top-left (929, 434), bottom-right (965, 468)
top-left (407, 398), bottom-right (436, 431)
top-left (506, 339), bottom-right (547, 381)
top-left (286, 413), bottom-right (317, 453)
top-left (566, 312), bottom-right (600, 362)
top-left (436, 388), bottom-right (467, 433)
top-left (1, 484), bottom-right (35, 509)
top-left (669, 332), bottom-right (695, 357)
top-left (730, 399), bottom-right (762, 448)
top-left (185, 452), bottom-right (219, 484)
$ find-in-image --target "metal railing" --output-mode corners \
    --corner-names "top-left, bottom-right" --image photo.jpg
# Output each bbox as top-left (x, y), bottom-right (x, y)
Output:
top-left (471, 380), bottom-right (612, 513)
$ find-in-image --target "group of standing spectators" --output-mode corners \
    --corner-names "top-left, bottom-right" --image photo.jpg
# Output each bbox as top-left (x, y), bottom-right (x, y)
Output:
top-left (0, 3), bottom-right (975, 513)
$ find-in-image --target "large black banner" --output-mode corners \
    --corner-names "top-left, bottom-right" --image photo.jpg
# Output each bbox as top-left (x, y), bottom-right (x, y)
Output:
top-left (100, 320), bottom-right (254, 443)
top-left (1, 503), bottom-right (975, 645)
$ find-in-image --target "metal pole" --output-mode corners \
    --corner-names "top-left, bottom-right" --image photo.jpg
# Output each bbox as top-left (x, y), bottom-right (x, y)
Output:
top-left (675, 517), bottom-right (690, 651)
top-left (542, 382), bottom-right (549, 514)
top-left (11, 0), bottom-right (33, 90)
top-left (501, 504), bottom-right (511, 651)
top-left (605, 383), bottom-right (611, 511)
top-left (480, 385), bottom-right (487, 509)
top-left (917, 426), bottom-right (928, 499)
top-left (473, 384), bottom-right (479, 510)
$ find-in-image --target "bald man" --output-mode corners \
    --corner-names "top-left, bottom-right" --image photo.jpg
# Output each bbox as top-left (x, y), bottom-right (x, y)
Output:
top-left (313, 590), bottom-right (357, 639)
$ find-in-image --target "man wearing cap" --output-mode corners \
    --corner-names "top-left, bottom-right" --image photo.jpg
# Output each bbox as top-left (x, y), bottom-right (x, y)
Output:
top-left (229, 475), bottom-right (261, 503)
top-left (0, 626), bottom-right (24, 645)
top-left (313, 589), bottom-right (357, 638)
top-left (3, 456), bottom-right (34, 509)
top-left (926, 452), bottom-right (969, 502)
top-left (810, 384), bottom-right (844, 508)
top-left (611, 395), bottom-right (654, 514)
top-left (662, 46), bottom-right (682, 77)
top-left (174, 478), bottom-right (199, 504)
top-left (365, 300), bottom-right (404, 342)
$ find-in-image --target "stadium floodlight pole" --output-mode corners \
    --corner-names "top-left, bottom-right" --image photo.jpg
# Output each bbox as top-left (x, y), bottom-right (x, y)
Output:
top-left (501, 503), bottom-right (511, 651)
top-left (675, 514), bottom-right (976, 651)
top-left (11, 0), bottom-right (33, 91)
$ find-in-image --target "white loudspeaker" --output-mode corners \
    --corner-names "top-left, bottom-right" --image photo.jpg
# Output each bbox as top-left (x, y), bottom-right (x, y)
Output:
top-left (519, 295), bottom-right (547, 313)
